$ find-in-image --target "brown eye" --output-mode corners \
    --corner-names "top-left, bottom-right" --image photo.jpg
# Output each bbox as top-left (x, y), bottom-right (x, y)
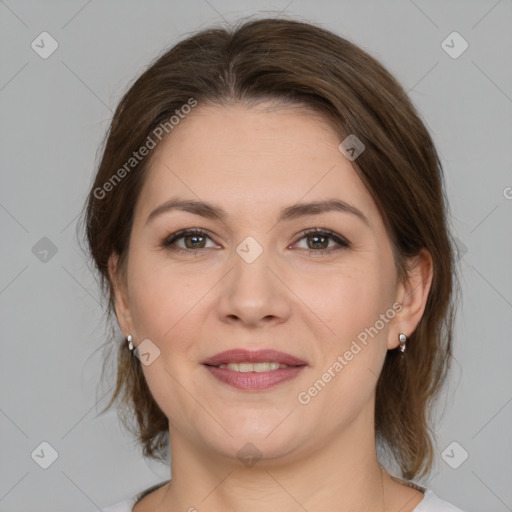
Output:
top-left (294, 228), bottom-right (350, 256)
top-left (162, 229), bottom-right (215, 252)
top-left (161, 227), bottom-right (350, 257)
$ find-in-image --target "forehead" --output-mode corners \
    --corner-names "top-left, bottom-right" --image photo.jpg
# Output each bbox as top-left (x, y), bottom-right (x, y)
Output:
top-left (135, 103), bottom-right (379, 226)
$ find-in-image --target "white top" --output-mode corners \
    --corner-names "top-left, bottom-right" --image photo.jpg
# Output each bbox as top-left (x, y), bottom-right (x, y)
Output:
top-left (102, 481), bottom-right (467, 512)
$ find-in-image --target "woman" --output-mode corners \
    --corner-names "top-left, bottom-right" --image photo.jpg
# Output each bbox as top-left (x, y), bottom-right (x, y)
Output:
top-left (83, 17), bottom-right (465, 512)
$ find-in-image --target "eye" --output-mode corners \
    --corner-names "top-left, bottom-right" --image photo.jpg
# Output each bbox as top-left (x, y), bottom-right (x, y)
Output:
top-left (162, 228), bottom-right (217, 254)
top-left (293, 228), bottom-right (350, 256)
top-left (162, 227), bottom-right (350, 257)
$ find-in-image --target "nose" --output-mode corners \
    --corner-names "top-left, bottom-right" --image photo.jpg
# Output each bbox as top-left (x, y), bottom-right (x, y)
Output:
top-left (215, 247), bottom-right (291, 329)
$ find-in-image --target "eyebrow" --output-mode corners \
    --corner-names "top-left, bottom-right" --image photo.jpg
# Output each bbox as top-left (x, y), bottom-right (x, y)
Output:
top-left (145, 197), bottom-right (370, 228)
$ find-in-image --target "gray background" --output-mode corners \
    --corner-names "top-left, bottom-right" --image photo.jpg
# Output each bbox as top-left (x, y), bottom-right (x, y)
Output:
top-left (1, 1), bottom-right (511, 511)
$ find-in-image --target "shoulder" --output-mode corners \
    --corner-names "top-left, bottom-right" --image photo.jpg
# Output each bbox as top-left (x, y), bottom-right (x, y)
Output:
top-left (414, 489), bottom-right (468, 512)
top-left (102, 480), bottom-right (170, 512)
top-left (389, 475), bottom-right (466, 512)
top-left (102, 497), bottom-right (137, 512)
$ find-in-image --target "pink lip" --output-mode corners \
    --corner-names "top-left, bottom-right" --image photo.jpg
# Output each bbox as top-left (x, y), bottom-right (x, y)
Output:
top-left (201, 349), bottom-right (307, 367)
top-left (204, 365), bottom-right (306, 390)
top-left (201, 349), bottom-right (308, 391)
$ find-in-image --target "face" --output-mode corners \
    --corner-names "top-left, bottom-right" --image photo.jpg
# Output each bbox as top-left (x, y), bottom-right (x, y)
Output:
top-left (111, 102), bottom-right (429, 465)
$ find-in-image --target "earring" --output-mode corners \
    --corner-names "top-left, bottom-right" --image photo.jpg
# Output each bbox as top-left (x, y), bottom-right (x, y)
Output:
top-left (126, 334), bottom-right (134, 352)
top-left (398, 333), bottom-right (408, 354)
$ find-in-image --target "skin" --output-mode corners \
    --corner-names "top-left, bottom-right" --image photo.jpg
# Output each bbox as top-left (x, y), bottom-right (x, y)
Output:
top-left (109, 102), bottom-right (433, 512)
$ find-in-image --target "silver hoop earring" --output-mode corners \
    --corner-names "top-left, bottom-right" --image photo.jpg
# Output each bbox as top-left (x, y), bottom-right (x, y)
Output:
top-left (126, 334), bottom-right (134, 352)
top-left (398, 333), bottom-right (408, 354)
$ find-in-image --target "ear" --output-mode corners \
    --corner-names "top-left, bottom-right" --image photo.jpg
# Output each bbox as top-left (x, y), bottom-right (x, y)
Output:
top-left (388, 248), bottom-right (433, 350)
top-left (108, 252), bottom-right (134, 337)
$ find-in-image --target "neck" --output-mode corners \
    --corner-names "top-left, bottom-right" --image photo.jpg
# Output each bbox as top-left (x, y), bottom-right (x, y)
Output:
top-left (158, 405), bottom-right (393, 511)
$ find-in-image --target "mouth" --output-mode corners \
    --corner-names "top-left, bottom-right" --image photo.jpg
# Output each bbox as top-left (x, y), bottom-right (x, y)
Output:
top-left (201, 349), bottom-right (308, 391)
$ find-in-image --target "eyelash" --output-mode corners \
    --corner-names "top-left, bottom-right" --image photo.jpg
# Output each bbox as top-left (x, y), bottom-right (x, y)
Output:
top-left (161, 228), bottom-right (350, 257)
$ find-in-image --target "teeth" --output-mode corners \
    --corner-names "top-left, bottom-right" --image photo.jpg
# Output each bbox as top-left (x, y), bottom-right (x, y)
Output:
top-left (217, 362), bottom-right (291, 372)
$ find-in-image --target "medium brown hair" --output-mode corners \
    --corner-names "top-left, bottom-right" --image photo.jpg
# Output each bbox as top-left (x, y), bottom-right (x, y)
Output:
top-left (81, 16), bottom-right (459, 481)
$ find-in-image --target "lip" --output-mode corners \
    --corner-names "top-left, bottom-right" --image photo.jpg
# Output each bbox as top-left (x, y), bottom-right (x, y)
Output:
top-left (204, 365), bottom-right (306, 390)
top-left (201, 349), bottom-right (307, 367)
top-left (201, 349), bottom-right (308, 391)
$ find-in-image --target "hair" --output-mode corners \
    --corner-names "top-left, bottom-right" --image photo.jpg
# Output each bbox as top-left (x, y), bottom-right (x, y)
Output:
top-left (81, 16), bottom-right (460, 481)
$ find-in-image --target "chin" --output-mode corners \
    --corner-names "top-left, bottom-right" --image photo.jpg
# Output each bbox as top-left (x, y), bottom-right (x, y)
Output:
top-left (200, 421), bottom-right (304, 466)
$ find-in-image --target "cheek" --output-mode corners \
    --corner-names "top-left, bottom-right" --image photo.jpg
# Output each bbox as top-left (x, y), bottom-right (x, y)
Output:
top-left (309, 259), bottom-right (395, 392)
top-left (298, 271), bottom-right (392, 427)
top-left (127, 253), bottom-right (211, 347)
top-left (321, 261), bottom-right (394, 334)
top-left (127, 258), bottom-right (209, 419)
